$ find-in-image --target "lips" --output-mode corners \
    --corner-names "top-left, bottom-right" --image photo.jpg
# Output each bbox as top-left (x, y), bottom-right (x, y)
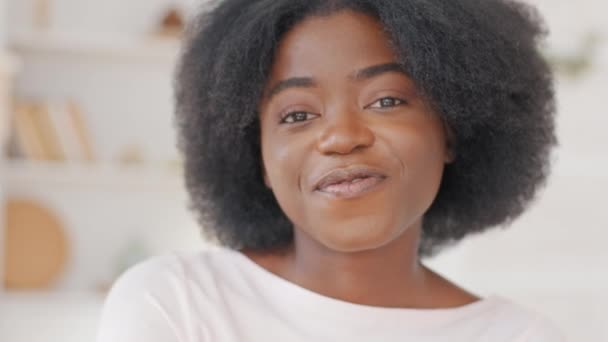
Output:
top-left (313, 165), bottom-right (387, 198)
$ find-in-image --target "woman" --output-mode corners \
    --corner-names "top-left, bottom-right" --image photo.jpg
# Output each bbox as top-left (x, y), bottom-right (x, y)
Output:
top-left (98, 0), bottom-right (563, 340)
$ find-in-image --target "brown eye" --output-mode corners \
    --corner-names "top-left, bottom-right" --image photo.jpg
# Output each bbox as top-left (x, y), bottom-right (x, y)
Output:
top-left (367, 97), bottom-right (406, 109)
top-left (280, 111), bottom-right (319, 124)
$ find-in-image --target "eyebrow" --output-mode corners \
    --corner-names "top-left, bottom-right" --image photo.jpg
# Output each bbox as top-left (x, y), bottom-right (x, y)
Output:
top-left (350, 62), bottom-right (407, 81)
top-left (265, 77), bottom-right (316, 101)
top-left (264, 62), bottom-right (408, 101)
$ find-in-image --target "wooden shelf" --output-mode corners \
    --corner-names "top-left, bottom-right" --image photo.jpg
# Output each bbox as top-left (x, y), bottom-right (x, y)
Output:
top-left (0, 51), bottom-right (21, 74)
top-left (1, 159), bottom-right (184, 191)
top-left (0, 290), bottom-right (104, 342)
top-left (10, 31), bottom-right (180, 62)
top-left (0, 288), bottom-right (106, 303)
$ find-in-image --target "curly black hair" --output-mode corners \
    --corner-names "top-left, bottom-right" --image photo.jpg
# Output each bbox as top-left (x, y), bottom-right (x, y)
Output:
top-left (174, 0), bottom-right (556, 258)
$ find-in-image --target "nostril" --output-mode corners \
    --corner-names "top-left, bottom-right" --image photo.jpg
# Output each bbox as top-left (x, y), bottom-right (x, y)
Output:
top-left (316, 120), bottom-right (375, 155)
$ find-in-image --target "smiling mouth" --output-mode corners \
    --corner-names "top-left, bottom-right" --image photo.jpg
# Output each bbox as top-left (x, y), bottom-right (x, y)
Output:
top-left (316, 175), bottom-right (387, 199)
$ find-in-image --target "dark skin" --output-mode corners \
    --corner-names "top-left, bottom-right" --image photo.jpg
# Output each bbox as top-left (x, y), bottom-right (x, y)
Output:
top-left (242, 10), bottom-right (479, 309)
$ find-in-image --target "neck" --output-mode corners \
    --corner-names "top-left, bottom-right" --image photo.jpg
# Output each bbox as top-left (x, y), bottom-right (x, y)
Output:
top-left (240, 220), bottom-right (480, 309)
top-left (280, 221), bottom-right (433, 308)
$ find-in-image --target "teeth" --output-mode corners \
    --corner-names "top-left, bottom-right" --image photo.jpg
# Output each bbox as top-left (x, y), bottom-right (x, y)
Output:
top-left (336, 176), bottom-right (367, 185)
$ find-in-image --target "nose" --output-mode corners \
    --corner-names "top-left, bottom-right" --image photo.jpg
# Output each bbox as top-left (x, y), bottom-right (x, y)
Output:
top-left (316, 110), bottom-right (375, 155)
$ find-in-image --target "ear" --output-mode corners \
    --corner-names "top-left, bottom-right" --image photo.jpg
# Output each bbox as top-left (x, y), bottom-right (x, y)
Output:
top-left (442, 120), bottom-right (456, 164)
top-left (445, 145), bottom-right (456, 164)
top-left (262, 166), bottom-right (272, 189)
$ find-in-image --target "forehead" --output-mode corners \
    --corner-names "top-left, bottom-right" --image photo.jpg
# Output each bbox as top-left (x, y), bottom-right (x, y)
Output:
top-left (268, 10), bottom-right (397, 81)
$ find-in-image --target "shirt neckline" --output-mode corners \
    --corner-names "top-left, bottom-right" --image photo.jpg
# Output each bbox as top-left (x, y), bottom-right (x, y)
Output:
top-left (217, 246), bottom-right (504, 332)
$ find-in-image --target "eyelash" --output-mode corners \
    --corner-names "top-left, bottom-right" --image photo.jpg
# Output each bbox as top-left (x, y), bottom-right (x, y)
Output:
top-left (366, 96), bottom-right (407, 109)
top-left (279, 111), bottom-right (319, 124)
top-left (279, 96), bottom-right (407, 124)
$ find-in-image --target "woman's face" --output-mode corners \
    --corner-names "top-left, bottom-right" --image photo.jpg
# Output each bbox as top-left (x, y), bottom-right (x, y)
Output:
top-left (258, 10), bottom-right (451, 253)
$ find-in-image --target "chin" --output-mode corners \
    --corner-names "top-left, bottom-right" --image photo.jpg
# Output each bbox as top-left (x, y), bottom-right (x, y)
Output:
top-left (312, 218), bottom-right (406, 253)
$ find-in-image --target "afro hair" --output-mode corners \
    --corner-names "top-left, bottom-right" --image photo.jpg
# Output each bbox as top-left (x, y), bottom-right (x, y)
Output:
top-left (174, 0), bottom-right (557, 258)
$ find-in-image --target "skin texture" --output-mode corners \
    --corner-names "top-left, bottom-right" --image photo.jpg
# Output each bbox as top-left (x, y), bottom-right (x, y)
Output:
top-left (242, 11), bottom-right (479, 309)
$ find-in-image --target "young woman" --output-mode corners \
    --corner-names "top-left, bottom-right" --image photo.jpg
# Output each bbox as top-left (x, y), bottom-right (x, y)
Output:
top-left (98, 0), bottom-right (563, 341)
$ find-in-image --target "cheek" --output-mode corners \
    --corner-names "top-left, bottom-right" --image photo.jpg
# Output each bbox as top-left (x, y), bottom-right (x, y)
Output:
top-left (261, 131), bottom-right (304, 193)
top-left (269, 153), bottom-right (292, 187)
top-left (261, 134), bottom-right (311, 226)
top-left (405, 133), bottom-right (445, 174)
top-left (386, 122), bottom-right (447, 201)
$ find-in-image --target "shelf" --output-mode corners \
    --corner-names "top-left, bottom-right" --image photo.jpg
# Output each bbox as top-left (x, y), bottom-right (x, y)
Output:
top-left (2, 159), bottom-right (184, 191)
top-left (10, 31), bottom-right (181, 62)
top-left (0, 289), bottom-right (106, 304)
top-left (0, 290), bottom-right (104, 342)
top-left (0, 51), bottom-right (21, 74)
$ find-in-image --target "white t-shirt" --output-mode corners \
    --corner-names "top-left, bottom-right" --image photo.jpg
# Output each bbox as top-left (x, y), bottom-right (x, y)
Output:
top-left (97, 246), bottom-right (565, 342)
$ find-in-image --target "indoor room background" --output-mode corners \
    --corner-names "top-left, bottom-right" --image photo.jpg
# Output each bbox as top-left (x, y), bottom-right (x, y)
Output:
top-left (0, 0), bottom-right (606, 341)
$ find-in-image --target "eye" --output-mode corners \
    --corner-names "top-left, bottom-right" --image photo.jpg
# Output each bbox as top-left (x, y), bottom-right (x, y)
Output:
top-left (280, 111), bottom-right (319, 124)
top-left (366, 97), bottom-right (406, 109)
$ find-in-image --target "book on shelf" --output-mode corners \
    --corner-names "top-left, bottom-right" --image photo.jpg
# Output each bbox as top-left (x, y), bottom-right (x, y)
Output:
top-left (31, 103), bottom-right (65, 160)
top-left (7, 100), bottom-right (96, 162)
top-left (67, 100), bottom-right (95, 162)
top-left (46, 102), bottom-right (75, 160)
top-left (12, 104), bottom-right (46, 159)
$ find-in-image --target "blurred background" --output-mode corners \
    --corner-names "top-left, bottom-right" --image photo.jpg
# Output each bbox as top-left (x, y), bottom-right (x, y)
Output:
top-left (0, 0), bottom-right (605, 341)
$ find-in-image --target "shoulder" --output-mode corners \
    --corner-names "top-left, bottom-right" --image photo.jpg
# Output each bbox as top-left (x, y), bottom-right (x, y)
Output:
top-left (515, 314), bottom-right (566, 342)
top-left (102, 246), bottom-right (241, 309)
top-left (485, 296), bottom-right (566, 342)
top-left (107, 246), bottom-right (232, 296)
top-left (97, 247), bottom-right (232, 342)
top-left (104, 253), bottom-right (190, 301)
top-left (111, 253), bottom-right (185, 288)
top-left (97, 254), bottom-right (186, 341)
